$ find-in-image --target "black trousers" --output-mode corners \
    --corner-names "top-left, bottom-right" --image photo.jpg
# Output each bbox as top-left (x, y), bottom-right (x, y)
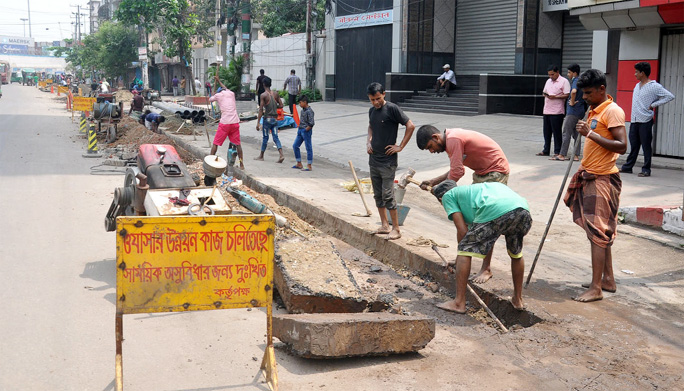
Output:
top-left (543, 114), bottom-right (565, 155)
top-left (288, 93), bottom-right (297, 114)
top-left (434, 80), bottom-right (457, 95)
top-left (622, 120), bottom-right (654, 174)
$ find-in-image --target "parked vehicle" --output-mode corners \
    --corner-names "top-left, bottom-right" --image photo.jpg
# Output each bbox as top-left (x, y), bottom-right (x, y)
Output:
top-left (10, 71), bottom-right (22, 84)
top-left (0, 60), bottom-right (10, 84)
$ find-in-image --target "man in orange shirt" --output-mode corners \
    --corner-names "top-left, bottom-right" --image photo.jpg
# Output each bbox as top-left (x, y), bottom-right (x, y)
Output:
top-left (563, 69), bottom-right (627, 303)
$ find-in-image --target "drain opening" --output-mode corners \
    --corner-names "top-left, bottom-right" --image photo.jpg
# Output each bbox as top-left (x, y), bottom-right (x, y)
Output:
top-left (469, 286), bottom-right (543, 330)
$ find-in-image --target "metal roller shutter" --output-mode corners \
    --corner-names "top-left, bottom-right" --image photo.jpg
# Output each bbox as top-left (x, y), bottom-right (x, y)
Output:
top-left (455, 0), bottom-right (518, 75)
top-left (656, 31), bottom-right (684, 158)
top-left (561, 15), bottom-right (593, 73)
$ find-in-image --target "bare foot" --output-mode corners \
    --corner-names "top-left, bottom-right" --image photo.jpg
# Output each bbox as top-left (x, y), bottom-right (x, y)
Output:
top-left (572, 287), bottom-right (603, 303)
top-left (581, 282), bottom-right (616, 293)
top-left (470, 269), bottom-right (493, 284)
top-left (510, 297), bottom-right (525, 310)
top-left (436, 300), bottom-right (466, 314)
top-left (239, 164), bottom-right (245, 170)
top-left (253, 156), bottom-right (264, 161)
top-left (386, 229), bottom-right (401, 240)
top-left (370, 227), bottom-right (391, 235)
top-left (277, 156), bottom-right (285, 163)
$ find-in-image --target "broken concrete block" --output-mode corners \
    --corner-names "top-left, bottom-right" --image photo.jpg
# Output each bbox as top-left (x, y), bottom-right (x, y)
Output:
top-left (275, 237), bottom-right (369, 313)
top-left (273, 312), bottom-right (435, 358)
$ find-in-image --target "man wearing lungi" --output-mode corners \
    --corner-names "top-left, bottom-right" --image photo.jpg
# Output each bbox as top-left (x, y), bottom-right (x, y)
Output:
top-left (563, 69), bottom-right (627, 303)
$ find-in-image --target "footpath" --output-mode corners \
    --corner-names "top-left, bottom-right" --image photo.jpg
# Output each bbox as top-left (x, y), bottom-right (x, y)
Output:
top-left (159, 97), bottom-right (684, 323)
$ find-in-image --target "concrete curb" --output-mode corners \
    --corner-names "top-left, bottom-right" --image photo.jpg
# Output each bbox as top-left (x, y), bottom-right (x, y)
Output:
top-left (619, 206), bottom-right (684, 237)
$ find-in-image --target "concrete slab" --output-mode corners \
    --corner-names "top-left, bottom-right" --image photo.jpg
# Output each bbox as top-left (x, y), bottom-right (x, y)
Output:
top-left (273, 312), bottom-right (435, 358)
top-left (275, 236), bottom-right (374, 313)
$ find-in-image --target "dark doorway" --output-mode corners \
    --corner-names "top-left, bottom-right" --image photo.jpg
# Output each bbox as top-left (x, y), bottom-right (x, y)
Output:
top-left (335, 25), bottom-right (392, 100)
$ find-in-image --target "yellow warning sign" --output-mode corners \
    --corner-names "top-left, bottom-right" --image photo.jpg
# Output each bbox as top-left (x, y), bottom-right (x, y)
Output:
top-left (46, 79), bottom-right (53, 84)
top-left (38, 81), bottom-right (47, 87)
top-left (57, 86), bottom-right (69, 94)
top-left (116, 215), bottom-right (275, 314)
top-left (72, 97), bottom-right (96, 112)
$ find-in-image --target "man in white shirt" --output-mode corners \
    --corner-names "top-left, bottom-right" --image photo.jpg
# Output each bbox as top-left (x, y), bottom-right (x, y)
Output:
top-left (434, 64), bottom-right (457, 97)
top-left (620, 62), bottom-right (675, 177)
top-left (100, 78), bottom-right (110, 93)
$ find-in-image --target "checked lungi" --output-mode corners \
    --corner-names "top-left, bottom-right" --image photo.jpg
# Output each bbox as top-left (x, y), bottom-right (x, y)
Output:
top-left (563, 170), bottom-right (622, 248)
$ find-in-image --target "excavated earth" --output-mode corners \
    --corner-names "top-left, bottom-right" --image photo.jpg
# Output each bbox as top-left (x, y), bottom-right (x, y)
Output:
top-left (99, 112), bottom-right (684, 391)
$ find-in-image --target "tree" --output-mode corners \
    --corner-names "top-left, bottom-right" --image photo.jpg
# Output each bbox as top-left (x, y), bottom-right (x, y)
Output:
top-left (116, 0), bottom-right (216, 94)
top-left (253, 0), bottom-right (325, 38)
top-left (49, 23), bottom-right (137, 82)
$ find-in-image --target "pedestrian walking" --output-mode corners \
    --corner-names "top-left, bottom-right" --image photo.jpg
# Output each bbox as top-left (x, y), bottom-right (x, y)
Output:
top-left (209, 76), bottom-right (244, 170)
top-left (366, 82), bottom-right (415, 241)
top-left (255, 69), bottom-right (267, 104)
top-left (553, 63), bottom-right (586, 161)
top-left (292, 95), bottom-right (315, 171)
top-left (537, 65), bottom-right (570, 157)
top-left (620, 62), bottom-right (675, 177)
top-left (563, 69), bottom-right (627, 303)
top-left (172, 75), bottom-right (179, 96)
top-left (194, 77), bottom-right (202, 95)
top-left (256, 77), bottom-right (285, 163)
top-left (431, 180), bottom-right (532, 314)
top-left (434, 64), bottom-right (457, 97)
top-left (416, 125), bottom-right (510, 283)
top-left (180, 76), bottom-right (187, 96)
top-left (205, 79), bottom-right (212, 96)
top-left (283, 69), bottom-right (301, 115)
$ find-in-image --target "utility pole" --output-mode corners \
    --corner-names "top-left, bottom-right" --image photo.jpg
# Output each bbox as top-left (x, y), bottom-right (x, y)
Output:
top-left (77, 5), bottom-right (81, 43)
top-left (240, 0), bottom-right (251, 96)
top-left (305, 0), bottom-right (312, 90)
top-left (20, 18), bottom-right (28, 37)
top-left (27, 0), bottom-right (32, 38)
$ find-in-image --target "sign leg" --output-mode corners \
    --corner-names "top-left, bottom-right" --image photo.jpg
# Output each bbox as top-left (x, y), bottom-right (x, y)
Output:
top-left (260, 303), bottom-right (278, 391)
top-left (116, 313), bottom-right (123, 391)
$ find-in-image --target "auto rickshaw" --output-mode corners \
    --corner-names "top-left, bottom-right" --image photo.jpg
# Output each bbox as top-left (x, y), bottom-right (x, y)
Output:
top-left (11, 71), bottom-right (22, 83)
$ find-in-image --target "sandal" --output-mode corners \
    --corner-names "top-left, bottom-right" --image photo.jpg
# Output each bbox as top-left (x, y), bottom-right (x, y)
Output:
top-left (549, 155), bottom-right (566, 161)
top-left (535, 152), bottom-right (549, 156)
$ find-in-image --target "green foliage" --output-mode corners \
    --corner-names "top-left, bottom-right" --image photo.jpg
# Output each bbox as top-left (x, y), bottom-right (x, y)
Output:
top-left (206, 56), bottom-right (245, 93)
top-left (53, 21), bottom-right (137, 82)
top-left (253, 0), bottom-right (326, 38)
top-left (299, 88), bottom-right (322, 102)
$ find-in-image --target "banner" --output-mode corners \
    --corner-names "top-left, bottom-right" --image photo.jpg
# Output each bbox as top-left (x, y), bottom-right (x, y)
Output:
top-left (72, 97), bottom-right (96, 112)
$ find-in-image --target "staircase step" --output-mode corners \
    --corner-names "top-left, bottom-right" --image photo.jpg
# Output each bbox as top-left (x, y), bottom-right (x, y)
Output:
top-left (407, 96), bottom-right (479, 106)
top-left (398, 105), bottom-right (478, 116)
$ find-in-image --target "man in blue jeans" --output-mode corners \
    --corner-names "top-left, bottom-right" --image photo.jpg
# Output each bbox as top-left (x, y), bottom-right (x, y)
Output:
top-left (255, 77), bottom-right (285, 163)
top-left (292, 95), bottom-right (315, 171)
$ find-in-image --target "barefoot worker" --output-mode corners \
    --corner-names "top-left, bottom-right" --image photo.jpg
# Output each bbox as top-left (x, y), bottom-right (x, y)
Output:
top-left (563, 69), bottom-right (627, 303)
top-left (416, 125), bottom-right (510, 284)
top-left (255, 77), bottom-right (285, 163)
top-left (432, 180), bottom-right (531, 313)
top-left (366, 82), bottom-right (415, 240)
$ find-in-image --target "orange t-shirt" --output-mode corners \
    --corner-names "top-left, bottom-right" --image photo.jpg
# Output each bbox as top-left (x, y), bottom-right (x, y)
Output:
top-left (580, 96), bottom-right (625, 175)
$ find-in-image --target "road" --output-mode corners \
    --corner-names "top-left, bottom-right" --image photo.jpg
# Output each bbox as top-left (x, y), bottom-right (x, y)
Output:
top-left (1, 83), bottom-right (683, 391)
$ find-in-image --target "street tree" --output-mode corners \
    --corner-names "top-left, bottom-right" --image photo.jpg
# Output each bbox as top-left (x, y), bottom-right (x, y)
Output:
top-left (116, 0), bottom-right (215, 94)
top-left (253, 0), bottom-right (325, 38)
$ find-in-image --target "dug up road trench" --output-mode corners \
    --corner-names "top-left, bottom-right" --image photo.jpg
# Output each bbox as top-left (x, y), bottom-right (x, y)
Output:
top-left (97, 114), bottom-right (683, 390)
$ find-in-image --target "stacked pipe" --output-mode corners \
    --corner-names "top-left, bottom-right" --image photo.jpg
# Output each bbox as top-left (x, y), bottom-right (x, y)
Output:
top-left (152, 102), bottom-right (206, 124)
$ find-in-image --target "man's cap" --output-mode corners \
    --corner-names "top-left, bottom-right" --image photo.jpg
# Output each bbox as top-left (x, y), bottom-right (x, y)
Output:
top-left (432, 180), bottom-right (458, 201)
top-left (443, 64), bottom-right (450, 69)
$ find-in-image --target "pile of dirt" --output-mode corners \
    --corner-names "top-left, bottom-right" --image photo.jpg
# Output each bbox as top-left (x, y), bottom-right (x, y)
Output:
top-left (114, 90), bottom-right (133, 103)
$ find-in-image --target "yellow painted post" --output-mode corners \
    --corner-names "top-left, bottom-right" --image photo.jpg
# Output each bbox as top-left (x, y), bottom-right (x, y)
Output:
top-left (79, 114), bottom-right (87, 134)
top-left (82, 122), bottom-right (102, 158)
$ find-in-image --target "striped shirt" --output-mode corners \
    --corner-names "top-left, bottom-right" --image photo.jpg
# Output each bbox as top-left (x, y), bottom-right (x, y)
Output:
top-left (299, 106), bottom-right (315, 129)
top-left (631, 80), bottom-right (675, 123)
top-left (284, 75), bottom-right (301, 95)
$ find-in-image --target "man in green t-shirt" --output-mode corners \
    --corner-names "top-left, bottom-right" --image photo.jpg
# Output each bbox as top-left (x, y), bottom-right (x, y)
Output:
top-left (433, 180), bottom-right (532, 313)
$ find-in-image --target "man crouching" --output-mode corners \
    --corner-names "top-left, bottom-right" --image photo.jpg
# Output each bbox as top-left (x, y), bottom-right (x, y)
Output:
top-left (432, 180), bottom-right (532, 313)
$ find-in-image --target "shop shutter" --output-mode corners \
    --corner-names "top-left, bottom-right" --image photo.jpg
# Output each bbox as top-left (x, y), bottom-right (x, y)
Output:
top-left (561, 15), bottom-right (593, 73)
top-left (655, 31), bottom-right (684, 158)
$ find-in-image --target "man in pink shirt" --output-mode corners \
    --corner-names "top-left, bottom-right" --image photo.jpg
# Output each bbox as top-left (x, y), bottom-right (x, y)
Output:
top-left (537, 65), bottom-right (570, 157)
top-left (209, 76), bottom-right (244, 170)
top-left (417, 125), bottom-right (510, 284)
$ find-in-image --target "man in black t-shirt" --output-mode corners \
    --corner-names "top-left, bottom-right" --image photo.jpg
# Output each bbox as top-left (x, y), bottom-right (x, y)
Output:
top-left (366, 82), bottom-right (415, 240)
top-left (255, 69), bottom-right (266, 104)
